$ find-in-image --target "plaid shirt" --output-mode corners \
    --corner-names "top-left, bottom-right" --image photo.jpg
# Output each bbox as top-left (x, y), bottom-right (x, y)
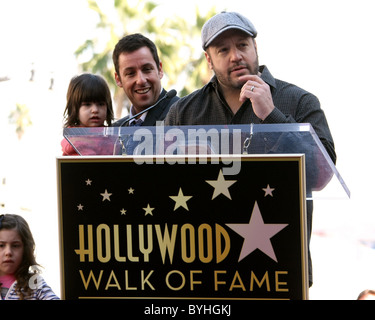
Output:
top-left (165, 65), bottom-right (336, 163)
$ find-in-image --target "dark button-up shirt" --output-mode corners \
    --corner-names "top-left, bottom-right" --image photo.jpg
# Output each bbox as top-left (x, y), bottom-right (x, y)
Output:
top-left (165, 65), bottom-right (336, 163)
top-left (166, 65), bottom-right (336, 286)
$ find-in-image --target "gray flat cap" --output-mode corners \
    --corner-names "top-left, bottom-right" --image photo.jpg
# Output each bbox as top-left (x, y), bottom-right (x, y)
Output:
top-left (201, 11), bottom-right (257, 50)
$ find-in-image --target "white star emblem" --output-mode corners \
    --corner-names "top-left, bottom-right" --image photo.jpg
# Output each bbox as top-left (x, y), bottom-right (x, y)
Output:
top-left (206, 169), bottom-right (237, 200)
top-left (143, 204), bottom-right (154, 216)
top-left (169, 188), bottom-right (192, 211)
top-left (128, 187), bottom-right (134, 194)
top-left (226, 201), bottom-right (288, 262)
top-left (85, 179), bottom-right (92, 186)
top-left (263, 184), bottom-right (275, 197)
top-left (77, 204), bottom-right (84, 211)
top-left (120, 208), bottom-right (126, 215)
top-left (100, 189), bottom-right (112, 201)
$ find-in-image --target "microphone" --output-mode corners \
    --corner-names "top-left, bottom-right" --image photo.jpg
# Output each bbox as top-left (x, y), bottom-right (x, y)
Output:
top-left (116, 89), bottom-right (176, 155)
top-left (119, 89), bottom-right (177, 127)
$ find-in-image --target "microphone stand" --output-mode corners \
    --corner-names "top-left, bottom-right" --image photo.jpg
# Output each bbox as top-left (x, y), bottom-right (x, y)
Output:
top-left (116, 89), bottom-right (177, 155)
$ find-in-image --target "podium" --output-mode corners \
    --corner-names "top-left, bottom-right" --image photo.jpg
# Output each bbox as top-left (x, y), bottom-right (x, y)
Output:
top-left (57, 124), bottom-right (349, 303)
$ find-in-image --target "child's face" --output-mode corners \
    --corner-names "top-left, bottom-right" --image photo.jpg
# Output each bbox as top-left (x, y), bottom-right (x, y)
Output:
top-left (78, 102), bottom-right (108, 127)
top-left (0, 229), bottom-right (24, 276)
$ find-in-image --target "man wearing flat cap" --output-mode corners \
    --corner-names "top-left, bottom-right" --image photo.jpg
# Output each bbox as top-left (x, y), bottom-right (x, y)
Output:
top-left (166, 11), bottom-right (336, 287)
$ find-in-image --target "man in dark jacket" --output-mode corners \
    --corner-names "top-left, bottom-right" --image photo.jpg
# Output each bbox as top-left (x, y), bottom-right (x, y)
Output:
top-left (166, 12), bottom-right (336, 287)
top-left (112, 33), bottom-right (179, 127)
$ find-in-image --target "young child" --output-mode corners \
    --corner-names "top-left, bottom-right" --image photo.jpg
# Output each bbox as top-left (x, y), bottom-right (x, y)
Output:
top-left (61, 73), bottom-right (114, 155)
top-left (0, 214), bottom-right (59, 300)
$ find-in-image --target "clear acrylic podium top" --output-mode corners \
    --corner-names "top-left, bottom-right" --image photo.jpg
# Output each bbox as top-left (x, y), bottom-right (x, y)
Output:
top-left (63, 123), bottom-right (350, 200)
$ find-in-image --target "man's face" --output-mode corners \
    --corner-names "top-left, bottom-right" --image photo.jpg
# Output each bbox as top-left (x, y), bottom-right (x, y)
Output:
top-left (115, 46), bottom-right (163, 113)
top-left (205, 29), bottom-right (259, 90)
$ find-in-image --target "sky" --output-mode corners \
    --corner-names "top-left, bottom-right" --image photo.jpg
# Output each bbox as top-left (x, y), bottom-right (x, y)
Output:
top-left (1, 0), bottom-right (375, 300)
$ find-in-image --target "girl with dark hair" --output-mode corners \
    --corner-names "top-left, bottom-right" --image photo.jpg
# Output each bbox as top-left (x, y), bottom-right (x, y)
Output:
top-left (61, 73), bottom-right (115, 155)
top-left (0, 214), bottom-right (59, 300)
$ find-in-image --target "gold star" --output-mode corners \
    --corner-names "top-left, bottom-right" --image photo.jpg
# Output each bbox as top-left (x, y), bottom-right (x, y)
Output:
top-left (120, 208), bottom-right (126, 215)
top-left (169, 188), bottom-right (192, 211)
top-left (143, 204), bottom-right (154, 216)
top-left (100, 189), bottom-right (112, 201)
top-left (128, 187), bottom-right (134, 194)
top-left (206, 169), bottom-right (236, 200)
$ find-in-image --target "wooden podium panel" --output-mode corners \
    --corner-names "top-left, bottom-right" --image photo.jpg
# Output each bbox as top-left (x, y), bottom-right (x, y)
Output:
top-left (57, 155), bottom-right (308, 301)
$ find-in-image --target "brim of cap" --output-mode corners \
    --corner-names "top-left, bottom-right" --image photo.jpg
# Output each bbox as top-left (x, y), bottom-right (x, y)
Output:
top-left (203, 26), bottom-right (256, 50)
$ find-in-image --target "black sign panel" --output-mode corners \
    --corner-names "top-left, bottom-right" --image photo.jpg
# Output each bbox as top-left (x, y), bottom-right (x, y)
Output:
top-left (57, 155), bottom-right (308, 300)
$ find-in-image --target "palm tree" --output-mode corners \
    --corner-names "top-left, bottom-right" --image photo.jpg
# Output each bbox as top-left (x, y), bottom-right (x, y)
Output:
top-left (75, 0), bottom-right (216, 118)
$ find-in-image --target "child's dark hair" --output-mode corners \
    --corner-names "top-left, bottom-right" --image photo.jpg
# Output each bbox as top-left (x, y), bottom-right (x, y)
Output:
top-left (0, 214), bottom-right (39, 299)
top-left (63, 73), bottom-right (114, 127)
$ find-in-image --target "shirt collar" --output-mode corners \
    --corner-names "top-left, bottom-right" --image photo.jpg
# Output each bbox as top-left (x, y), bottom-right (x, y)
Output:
top-left (129, 106), bottom-right (147, 125)
top-left (259, 65), bottom-right (276, 89)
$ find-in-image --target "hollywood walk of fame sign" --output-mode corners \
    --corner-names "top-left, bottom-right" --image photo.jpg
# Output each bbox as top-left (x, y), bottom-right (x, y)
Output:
top-left (57, 154), bottom-right (308, 300)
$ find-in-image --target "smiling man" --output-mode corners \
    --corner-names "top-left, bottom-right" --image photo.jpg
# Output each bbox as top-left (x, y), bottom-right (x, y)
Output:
top-left (112, 33), bottom-right (179, 127)
top-left (165, 11), bottom-right (336, 287)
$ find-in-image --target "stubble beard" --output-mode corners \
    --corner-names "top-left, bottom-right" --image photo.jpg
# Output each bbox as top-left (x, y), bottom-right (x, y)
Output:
top-left (214, 60), bottom-right (259, 90)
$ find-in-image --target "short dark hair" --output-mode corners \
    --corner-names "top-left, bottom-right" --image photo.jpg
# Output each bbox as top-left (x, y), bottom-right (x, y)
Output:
top-left (112, 33), bottom-right (160, 76)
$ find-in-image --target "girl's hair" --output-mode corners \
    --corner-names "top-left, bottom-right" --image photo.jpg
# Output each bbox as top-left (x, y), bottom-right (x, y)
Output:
top-left (63, 73), bottom-right (114, 127)
top-left (0, 214), bottom-right (39, 299)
